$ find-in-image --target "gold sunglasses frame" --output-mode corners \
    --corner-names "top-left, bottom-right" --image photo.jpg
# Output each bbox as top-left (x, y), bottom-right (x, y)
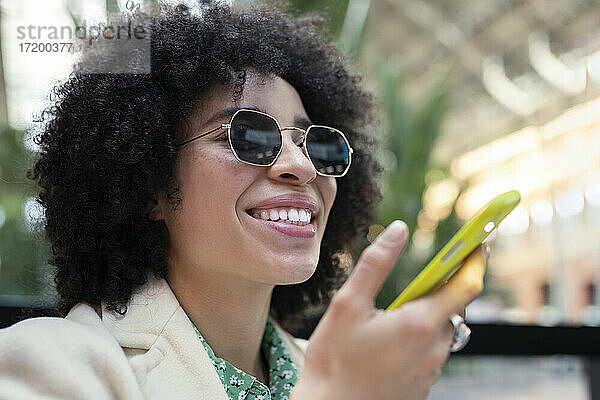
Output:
top-left (176, 108), bottom-right (353, 178)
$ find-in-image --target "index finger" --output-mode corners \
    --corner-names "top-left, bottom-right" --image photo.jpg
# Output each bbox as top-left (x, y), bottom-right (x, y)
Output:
top-left (420, 245), bottom-right (488, 325)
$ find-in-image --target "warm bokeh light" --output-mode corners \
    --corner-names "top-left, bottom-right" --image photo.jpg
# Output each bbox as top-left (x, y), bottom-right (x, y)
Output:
top-left (417, 209), bottom-right (438, 232)
top-left (451, 126), bottom-right (540, 181)
top-left (422, 178), bottom-right (460, 220)
top-left (498, 205), bottom-right (530, 236)
top-left (530, 199), bottom-right (554, 226)
top-left (554, 190), bottom-right (585, 218)
top-left (585, 183), bottom-right (600, 207)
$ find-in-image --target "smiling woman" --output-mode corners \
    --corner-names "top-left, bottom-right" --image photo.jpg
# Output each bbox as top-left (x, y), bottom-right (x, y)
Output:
top-left (0, 1), bottom-right (489, 400)
top-left (154, 73), bottom-right (341, 383)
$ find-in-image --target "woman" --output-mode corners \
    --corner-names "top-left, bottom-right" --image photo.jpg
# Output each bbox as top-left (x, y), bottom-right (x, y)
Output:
top-left (0, 2), bottom-right (488, 399)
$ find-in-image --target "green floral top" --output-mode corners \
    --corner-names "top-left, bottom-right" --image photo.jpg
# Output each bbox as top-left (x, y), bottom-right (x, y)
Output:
top-left (190, 316), bottom-right (299, 400)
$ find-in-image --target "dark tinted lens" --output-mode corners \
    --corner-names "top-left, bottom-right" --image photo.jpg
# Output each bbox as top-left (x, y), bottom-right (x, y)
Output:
top-left (230, 111), bottom-right (281, 165)
top-left (305, 127), bottom-right (350, 176)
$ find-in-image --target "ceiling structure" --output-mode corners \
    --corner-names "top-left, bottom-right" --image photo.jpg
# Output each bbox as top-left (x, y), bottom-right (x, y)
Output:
top-left (356, 0), bottom-right (600, 165)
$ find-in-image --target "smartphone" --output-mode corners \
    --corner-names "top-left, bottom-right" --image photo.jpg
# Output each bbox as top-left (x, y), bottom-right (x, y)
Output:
top-left (386, 190), bottom-right (521, 311)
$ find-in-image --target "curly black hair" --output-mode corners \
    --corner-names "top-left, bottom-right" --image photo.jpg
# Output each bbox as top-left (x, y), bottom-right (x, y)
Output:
top-left (27, 0), bottom-right (383, 331)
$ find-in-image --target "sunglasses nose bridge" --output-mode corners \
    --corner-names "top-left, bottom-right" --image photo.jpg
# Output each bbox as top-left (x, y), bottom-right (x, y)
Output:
top-left (280, 126), bottom-right (305, 137)
top-left (280, 126), bottom-right (307, 147)
top-left (280, 127), bottom-right (310, 156)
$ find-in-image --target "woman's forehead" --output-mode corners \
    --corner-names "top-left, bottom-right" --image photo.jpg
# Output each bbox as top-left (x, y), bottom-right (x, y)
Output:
top-left (192, 73), bottom-right (310, 129)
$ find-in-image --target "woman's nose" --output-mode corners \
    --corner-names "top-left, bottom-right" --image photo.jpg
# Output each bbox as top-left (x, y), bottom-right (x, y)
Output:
top-left (266, 130), bottom-right (316, 185)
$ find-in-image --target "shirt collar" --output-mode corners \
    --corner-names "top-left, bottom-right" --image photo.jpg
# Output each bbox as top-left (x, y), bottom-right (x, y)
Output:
top-left (190, 315), bottom-right (299, 399)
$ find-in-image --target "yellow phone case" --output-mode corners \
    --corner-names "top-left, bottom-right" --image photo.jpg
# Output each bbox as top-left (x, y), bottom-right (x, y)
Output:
top-left (386, 190), bottom-right (521, 311)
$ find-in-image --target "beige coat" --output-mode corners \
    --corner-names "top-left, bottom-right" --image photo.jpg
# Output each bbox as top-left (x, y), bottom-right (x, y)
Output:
top-left (0, 275), bottom-right (308, 399)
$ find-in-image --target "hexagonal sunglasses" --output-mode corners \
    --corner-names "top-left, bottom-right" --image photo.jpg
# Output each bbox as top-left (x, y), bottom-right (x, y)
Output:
top-left (176, 108), bottom-right (353, 177)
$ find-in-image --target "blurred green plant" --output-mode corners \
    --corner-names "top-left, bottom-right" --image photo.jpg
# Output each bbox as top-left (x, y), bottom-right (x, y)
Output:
top-left (284, 0), bottom-right (371, 61)
top-left (1, 0), bottom-right (167, 304)
top-left (366, 62), bottom-right (462, 309)
top-left (0, 7), bottom-right (50, 300)
top-left (105, 0), bottom-right (120, 14)
top-left (0, 127), bottom-right (51, 299)
top-left (286, 0), bottom-right (349, 39)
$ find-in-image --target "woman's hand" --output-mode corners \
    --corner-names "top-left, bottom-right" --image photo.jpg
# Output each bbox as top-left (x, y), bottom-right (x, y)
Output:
top-left (291, 220), bottom-right (489, 400)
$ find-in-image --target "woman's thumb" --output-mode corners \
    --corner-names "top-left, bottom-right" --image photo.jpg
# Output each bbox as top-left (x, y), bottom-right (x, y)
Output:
top-left (341, 220), bottom-right (409, 302)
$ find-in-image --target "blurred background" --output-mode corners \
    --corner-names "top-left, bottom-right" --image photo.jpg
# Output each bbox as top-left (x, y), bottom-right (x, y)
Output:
top-left (0, 0), bottom-right (598, 398)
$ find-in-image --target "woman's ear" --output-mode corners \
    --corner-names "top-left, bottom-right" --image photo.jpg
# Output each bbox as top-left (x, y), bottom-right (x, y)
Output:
top-left (146, 196), bottom-right (164, 221)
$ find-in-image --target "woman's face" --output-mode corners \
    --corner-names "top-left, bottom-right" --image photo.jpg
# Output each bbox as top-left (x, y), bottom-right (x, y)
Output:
top-left (155, 72), bottom-right (337, 287)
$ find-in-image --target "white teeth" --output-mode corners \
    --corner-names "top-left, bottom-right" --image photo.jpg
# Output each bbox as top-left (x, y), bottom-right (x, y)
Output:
top-left (279, 209), bottom-right (287, 220)
top-left (288, 209), bottom-right (299, 222)
top-left (249, 207), bottom-right (313, 226)
top-left (269, 209), bottom-right (279, 221)
top-left (299, 209), bottom-right (308, 223)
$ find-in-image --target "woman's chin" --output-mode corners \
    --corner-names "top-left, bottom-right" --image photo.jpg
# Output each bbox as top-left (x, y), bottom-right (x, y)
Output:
top-left (270, 259), bottom-right (317, 285)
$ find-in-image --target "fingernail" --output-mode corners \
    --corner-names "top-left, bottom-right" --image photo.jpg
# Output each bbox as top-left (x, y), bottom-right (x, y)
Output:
top-left (387, 220), bottom-right (408, 241)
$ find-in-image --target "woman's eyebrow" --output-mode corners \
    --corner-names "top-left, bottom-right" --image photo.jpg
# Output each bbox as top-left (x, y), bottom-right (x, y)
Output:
top-left (203, 106), bottom-right (313, 129)
top-left (293, 116), bottom-right (313, 130)
top-left (202, 106), bottom-right (254, 127)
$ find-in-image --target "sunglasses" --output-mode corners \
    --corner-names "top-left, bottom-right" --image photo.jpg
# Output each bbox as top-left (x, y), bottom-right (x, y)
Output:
top-left (176, 108), bottom-right (353, 177)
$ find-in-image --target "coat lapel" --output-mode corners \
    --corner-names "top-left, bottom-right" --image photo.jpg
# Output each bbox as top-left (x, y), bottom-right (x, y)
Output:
top-left (100, 274), bottom-right (307, 399)
top-left (101, 275), bottom-right (229, 400)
